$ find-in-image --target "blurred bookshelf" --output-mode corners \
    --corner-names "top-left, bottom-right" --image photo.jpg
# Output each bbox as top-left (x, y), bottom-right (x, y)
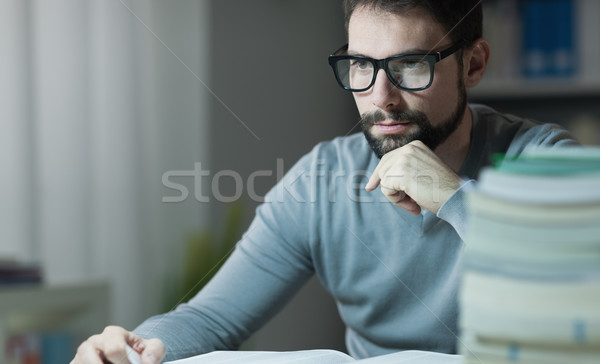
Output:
top-left (0, 281), bottom-right (109, 363)
top-left (472, 79), bottom-right (600, 100)
top-left (471, 0), bottom-right (600, 145)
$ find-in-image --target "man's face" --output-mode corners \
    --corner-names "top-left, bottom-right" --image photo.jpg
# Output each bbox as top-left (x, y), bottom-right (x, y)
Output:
top-left (348, 7), bottom-right (467, 158)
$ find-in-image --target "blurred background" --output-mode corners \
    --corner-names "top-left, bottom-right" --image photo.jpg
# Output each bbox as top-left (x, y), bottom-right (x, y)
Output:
top-left (0, 0), bottom-right (599, 362)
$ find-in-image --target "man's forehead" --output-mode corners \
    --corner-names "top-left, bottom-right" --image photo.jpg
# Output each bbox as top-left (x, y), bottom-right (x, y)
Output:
top-left (347, 7), bottom-right (444, 57)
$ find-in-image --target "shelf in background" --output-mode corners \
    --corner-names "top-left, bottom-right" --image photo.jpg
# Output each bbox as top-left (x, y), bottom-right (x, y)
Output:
top-left (470, 78), bottom-right (600, 100)
top-left (0, 281), bottom-right (110, 362)
top-left (478, 0), bottom-right (600, 101)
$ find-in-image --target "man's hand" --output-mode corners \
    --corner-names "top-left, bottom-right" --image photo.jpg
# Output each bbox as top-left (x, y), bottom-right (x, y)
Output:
top-left (365, 140), bottom-right (463, 215)
top-left (71, 325), bottom-right (165, 364)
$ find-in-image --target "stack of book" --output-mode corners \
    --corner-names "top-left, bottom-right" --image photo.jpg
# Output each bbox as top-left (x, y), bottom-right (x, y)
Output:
top-left (459, 147), bottom-right (600, 364)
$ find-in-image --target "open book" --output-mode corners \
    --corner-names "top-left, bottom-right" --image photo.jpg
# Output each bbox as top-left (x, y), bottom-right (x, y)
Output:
top-left (164, 349), bottom-right (461, 364)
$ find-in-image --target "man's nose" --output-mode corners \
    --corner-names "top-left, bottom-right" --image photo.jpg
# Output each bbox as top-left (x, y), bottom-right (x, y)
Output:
top-left (370, 69), bottom-right (406, 111)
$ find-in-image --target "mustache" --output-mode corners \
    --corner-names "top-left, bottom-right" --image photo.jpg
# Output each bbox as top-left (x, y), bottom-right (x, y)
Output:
top-left (360, 109), bottom-right (429, 127)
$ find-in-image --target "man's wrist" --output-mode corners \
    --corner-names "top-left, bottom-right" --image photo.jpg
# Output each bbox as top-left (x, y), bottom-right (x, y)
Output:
top-left (436, 179), bottom-right (475, 240)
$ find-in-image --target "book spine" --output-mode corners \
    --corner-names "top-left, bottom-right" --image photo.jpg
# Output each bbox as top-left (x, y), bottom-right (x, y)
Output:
top-left (521, 0), bottom-right (551, 78)
top-left (553, 0), bottom-right (576, 77)
top-left (577, 0), bottom-right (600, 82)
top-left (496, 0), bottom-right (521, 81)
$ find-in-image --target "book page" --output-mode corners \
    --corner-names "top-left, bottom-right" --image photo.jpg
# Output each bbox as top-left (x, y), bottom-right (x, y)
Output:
top-left (164, 349), bottom-right (355, 364)
top-left (164, 349), bottom-right (462, 364)
top-left (356, 350), bottom-right (461, 364)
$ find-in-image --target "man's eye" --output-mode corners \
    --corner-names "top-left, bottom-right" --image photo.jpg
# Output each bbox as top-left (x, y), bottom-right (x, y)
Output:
top-left (402, 59), bottom-right (427, 70)
top-left (389, 59), bottom-right (427, 74)
top-left (351, 60), bottom-right (371, 70)
top-left (405, 61), bottom-right (421, 69)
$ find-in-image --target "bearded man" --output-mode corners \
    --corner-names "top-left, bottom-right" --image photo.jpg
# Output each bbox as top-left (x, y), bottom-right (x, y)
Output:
top-left (72, 1), bottom-right (578, 363)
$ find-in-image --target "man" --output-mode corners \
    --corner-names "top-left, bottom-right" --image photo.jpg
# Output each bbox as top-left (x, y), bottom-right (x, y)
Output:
top-left (71, 1), bottom-right (578, 363)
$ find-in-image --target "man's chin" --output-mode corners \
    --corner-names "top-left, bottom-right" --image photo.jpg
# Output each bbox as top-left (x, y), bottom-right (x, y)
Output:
top-left (364, 131), bottom-right (416, 159)
top-left (379, 137), bottom-right (404, 152)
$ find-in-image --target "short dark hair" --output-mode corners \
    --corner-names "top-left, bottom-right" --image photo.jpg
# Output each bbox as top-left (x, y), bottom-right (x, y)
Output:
top-left (342, 0), bottom-right (483, 44)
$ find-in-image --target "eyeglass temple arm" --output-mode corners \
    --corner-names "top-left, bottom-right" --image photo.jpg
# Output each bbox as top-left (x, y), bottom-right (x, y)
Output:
top-left (435, 40), bottom-right (468, 61)
top-left (330, 43), bottom-right (349, 57)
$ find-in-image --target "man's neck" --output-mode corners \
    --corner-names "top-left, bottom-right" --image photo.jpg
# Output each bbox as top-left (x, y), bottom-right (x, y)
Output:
top-left (434, 106), bottom-right (473, 173)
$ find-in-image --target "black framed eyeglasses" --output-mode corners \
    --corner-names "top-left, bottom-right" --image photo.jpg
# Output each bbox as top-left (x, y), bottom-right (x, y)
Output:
top-left (328, 40), bottom-right (466, 92)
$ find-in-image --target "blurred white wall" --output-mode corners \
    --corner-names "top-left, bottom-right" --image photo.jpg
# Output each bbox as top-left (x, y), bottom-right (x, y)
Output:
top-left (0, 0), bottom-right (210, 330)
top-left (1, 0), bottom-right (35, 262)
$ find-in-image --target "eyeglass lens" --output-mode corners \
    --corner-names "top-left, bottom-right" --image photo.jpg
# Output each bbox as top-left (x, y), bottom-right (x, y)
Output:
top-left (334, 57), bottom-right (431, 91)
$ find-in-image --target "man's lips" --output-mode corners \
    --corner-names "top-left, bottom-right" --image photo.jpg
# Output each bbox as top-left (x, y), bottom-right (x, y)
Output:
top-left (372, 120), bottom-right (411, 134)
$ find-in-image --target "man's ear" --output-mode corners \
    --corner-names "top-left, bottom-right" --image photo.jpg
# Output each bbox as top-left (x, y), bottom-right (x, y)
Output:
top-left (463, 38), bottom-right (490, 88)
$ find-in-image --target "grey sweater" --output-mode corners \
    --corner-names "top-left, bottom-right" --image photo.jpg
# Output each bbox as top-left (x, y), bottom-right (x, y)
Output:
top-left (135, 104), bottom-right (578, 361)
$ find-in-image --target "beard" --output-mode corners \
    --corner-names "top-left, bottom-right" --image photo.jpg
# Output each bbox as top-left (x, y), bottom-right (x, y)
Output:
top-left (360, 78), bottom-right (467, 159)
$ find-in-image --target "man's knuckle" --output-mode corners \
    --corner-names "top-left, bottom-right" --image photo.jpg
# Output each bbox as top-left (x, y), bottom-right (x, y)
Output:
top-left (404, 145), bottom-right (418, 155)
top-left (104, 344), bottom-right (124, 358)
top-left (75, 338), bottom-right (95, 357)
top-left (76, 342), bottom-right (87, 354)
top-left (103, 325), bottom-right (124, 336)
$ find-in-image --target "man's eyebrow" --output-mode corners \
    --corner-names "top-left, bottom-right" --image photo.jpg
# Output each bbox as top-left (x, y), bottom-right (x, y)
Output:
top-left (346, 49), bottom-right (367, 57)
top-left (346, 48), bottom-right (433, 57)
